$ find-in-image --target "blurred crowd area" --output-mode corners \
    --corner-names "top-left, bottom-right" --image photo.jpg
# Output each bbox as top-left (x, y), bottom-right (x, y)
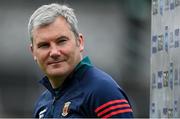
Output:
top-left (0, 0), bottom-right (150, 117)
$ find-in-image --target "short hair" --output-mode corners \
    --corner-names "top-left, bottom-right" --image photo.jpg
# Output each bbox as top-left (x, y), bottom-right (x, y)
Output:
top-left (28, 3), bottom-right (79, 42)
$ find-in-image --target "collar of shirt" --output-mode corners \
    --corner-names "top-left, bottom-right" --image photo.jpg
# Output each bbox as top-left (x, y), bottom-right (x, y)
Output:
top-left (38, 56), bottom-right (93, 97)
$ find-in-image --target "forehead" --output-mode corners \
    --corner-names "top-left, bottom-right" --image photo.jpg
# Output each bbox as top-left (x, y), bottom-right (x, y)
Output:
top-left (32, 16), bottom-right (73, 41)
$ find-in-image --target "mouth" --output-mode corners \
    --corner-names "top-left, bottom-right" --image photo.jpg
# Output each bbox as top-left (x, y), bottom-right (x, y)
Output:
top-left (47, 60), bottom-right (64, 65)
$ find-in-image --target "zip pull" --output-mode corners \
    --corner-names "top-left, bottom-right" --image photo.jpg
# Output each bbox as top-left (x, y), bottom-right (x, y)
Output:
top-left (50, 96), bottom-right (56, 117)
top-left (53, 96), bottom-right (56, 103)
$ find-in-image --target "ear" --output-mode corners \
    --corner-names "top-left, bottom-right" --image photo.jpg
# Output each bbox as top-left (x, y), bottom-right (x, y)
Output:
top-left (78, 33), bottom-right (84, 52)
top-left (30, 43), bottom-right (37, 61)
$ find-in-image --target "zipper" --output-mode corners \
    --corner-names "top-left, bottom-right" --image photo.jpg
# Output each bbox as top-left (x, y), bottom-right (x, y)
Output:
top-left (50, 96), bottom-right (56, 117)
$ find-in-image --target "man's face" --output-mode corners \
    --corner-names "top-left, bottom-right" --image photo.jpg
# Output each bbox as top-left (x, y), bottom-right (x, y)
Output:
top-left (31, 16), bottom-right (84, 79)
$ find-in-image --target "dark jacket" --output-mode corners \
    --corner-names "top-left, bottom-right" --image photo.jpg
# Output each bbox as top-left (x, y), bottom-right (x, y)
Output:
top-left (33, 57), bottom-right (133, 118)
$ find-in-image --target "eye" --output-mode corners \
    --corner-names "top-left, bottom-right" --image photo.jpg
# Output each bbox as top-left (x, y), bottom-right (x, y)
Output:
top-left (57, 37), bottom-right (68, 45)
top-left (37, 42), bottom-right (49, 49)
top-left (58, 39), bottom-right (66, 43)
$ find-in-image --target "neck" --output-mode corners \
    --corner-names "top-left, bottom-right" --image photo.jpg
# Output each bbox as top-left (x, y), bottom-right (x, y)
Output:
top-left (48, 75), bottom-right (68, 89)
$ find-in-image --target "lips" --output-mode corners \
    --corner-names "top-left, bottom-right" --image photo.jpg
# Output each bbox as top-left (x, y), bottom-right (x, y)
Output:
top-left (47, 60), bottom-right (64, 65)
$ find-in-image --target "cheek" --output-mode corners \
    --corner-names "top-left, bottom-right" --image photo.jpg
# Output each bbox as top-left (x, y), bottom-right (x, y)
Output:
top-left (36, 51), bottom-right (48, 63)
top-left (60, 45), bottom-right (76, 56)
top-left (36, 53), bottom-right (48, 71)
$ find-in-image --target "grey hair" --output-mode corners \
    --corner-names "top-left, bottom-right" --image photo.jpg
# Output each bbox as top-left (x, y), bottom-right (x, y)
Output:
top-left (28, 3), bottom-right (79, 42)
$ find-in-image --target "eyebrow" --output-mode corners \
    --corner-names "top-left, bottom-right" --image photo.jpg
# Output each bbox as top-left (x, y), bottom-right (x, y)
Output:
top-left (56, 35), bottom-right (69, 40)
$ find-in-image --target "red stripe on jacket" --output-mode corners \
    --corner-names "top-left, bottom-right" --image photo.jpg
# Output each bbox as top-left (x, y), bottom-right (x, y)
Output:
top-left (102, 109), bottom-right (133, 118)
top-left (95, 99), bottom-right (128, 113)
top-left (95, 99), bottom-right (132, 118)
top-left (97, 104), bottom-right (130, 117)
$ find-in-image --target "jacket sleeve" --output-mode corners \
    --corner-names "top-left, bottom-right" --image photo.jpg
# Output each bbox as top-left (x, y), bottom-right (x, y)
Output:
top-left (88, 78), bottom-right (133, 118)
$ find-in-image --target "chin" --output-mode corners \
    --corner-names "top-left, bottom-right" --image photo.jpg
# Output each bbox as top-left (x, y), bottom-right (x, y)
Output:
top-left (46, 69), bottom-right (68, 78)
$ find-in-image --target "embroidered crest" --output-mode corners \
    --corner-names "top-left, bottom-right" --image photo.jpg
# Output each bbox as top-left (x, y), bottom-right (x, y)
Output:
top-left (62, 101), bottom-right (71, 117)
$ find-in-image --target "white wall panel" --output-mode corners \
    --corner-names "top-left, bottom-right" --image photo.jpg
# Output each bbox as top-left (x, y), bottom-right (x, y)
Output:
top-left (151, 0), bottom-right (180, 118)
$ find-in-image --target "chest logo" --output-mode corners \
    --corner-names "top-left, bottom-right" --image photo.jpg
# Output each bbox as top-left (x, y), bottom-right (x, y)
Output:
top-left (62, 101), bottom-right (71, 117)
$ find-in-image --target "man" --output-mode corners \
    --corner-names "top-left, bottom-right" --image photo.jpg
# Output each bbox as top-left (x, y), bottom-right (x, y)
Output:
top-left (28, 3), bottom-right (133, 118)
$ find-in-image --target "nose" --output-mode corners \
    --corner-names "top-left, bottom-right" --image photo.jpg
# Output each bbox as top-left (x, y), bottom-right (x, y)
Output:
top-left (49, 45), bottom-right (60, 59)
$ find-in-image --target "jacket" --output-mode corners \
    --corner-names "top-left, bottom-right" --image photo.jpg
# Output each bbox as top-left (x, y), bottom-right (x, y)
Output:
top-left (33, 56), bottom-right (133, 118)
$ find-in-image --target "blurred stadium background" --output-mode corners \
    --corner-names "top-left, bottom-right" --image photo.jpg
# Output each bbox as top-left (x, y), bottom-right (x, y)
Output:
top-left (0, 0), bottom-right (150, 117)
